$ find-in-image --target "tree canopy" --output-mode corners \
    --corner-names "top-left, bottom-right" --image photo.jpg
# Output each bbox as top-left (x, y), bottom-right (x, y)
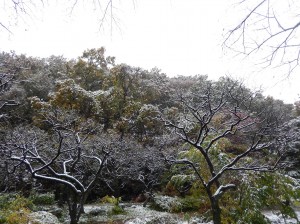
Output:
top-left (0, 49), bottom-right (299, 223)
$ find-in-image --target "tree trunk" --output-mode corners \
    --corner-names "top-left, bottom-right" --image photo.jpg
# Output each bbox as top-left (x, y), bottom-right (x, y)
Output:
top-left (211, 198), bottom-right (222, 224)
top-left (69, 202), bottom-right (79, 224)
top-left (67, 193), bottom-right (81, 224)
top-left (206, 186), bottom-right (222, 224)
top-left (68, 198), bottom-right (85, 224)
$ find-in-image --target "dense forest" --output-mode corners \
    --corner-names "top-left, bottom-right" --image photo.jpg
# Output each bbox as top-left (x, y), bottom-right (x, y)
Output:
top-left (0, 48), bottom-right (300, 224)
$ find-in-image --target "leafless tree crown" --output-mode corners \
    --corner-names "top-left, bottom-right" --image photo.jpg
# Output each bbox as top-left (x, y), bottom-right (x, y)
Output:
top-left (0, 0), bottom-right (125, 34)
top-left (224, 0), bottom-right (300, 75)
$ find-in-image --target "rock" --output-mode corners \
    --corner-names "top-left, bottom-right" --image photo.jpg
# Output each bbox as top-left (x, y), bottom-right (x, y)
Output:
top-left (28, 211), bottom-right (60, 224)
top-left (48, 207), bottom-right (64, 218)
top-left (35, 205), bottom-right (64, 219)
top-left (151, 195), bottom-right (181, 212)
top-left (86, 207), bottom-right (106, 216)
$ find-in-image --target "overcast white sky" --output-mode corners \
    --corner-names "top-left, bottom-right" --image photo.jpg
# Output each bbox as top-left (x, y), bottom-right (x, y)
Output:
top-left (1, 0), bottom-right (299, 103)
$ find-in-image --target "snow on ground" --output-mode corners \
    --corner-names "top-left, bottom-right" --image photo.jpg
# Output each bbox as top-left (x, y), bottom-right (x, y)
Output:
top-left (263, 210), bottom-right (300, 224)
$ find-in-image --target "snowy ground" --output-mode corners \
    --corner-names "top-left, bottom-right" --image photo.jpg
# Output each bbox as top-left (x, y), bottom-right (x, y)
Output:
top-left (81, 203), bottom-right (209, 224)
top-left (36, 203), bottom-right (300, 223)
top-left (263, 210), bottom-right (300, 224)
top-left (81, 204), bottom-right (300, 224)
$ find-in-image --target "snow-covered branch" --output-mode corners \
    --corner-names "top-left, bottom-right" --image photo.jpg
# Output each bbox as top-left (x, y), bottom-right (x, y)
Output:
top-left (213, 184), bottom-right (237, 200)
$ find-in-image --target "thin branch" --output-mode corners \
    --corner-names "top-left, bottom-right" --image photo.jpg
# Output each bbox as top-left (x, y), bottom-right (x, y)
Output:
top-left (0, 22), bottom-right (12, 34)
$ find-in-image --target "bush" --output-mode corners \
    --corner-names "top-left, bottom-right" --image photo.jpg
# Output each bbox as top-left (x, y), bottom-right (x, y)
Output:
top-left (109, 205), bottom-right (126, 216)
top-left (0, 194), bottom-right (14, 210)
top-left (150, 194), bottom-right (204, 213)
top-left (177, 196), bottom-right (203, 212)
top-left (0, 194), bottom-right (33, 224)
top-left (29, 192), bottom-right (55, 205)
top-left (221, 172), bottom-right (300, 223)
top-left (0, 194), bottom-right (26, 209)
top-left (0, 215), bottom-right (6, 224)
top-left (100, 195), bottom-right (126, 216)
top-left (100, 195), bottom-right (121, 205)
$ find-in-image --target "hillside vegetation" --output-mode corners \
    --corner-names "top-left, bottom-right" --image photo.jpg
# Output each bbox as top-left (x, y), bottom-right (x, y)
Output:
top-left (0, 48), bottom-right (299, 224)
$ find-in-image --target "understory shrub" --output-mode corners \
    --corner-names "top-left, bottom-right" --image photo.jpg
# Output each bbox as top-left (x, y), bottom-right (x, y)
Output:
top-left (150, 194), bottom-right (204, 213)
top-left (221, 172), bottom-right (300, 223)
top-left (100, 195), bottom-right (126, 215)
top-left (0, 194), bottom-right (33, 224)
top-left (29, 192), bottom-right (55, 205)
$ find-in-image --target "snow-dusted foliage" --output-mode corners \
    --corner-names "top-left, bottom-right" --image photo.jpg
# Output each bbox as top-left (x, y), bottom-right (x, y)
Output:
top-left (163, 76), bottom-right (293, 224)
top-left (0, 50), bottom-right (297, 224)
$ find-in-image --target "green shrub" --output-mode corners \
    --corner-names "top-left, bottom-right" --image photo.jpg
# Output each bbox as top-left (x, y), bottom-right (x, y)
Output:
top-left (7, 195), bottom-right (33, 210)
top-left (29, 192), bottom-right (55, 205)
top-left (0, 195), bottom-right (33, 224)
top-left (109, 205), bottom-right (126, 215)
top-left (0, 194), bottom-right (18, 210)
top-left (178, 196), bottom-right (203, 212)
top-left (169, 196), bottom-right (202, 213)
top-left (0, 214), bottom-right (6, 224)
top-left (237, 210), bottom-right (271, 224)
top-left (5, 210), bottom-right (30, 224)
top-left (222, 172), bottom-right (300, 223)
top-left (100, 195), bottom-right (121, 205)
top-left (100, 195), bottom-right (126, 216)
top-left (150, 194), bottom-right (204, 213)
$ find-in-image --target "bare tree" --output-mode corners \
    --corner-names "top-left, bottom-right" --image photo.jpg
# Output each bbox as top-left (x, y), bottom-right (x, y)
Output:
top-left (0, 0), bottom-right (127, 34)
top-left (1, 112), bottom-right (113, 224)
top-left (162, 78), bottom-right (288, 224)
top-left (224, 0), bottom-right (300, 75)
